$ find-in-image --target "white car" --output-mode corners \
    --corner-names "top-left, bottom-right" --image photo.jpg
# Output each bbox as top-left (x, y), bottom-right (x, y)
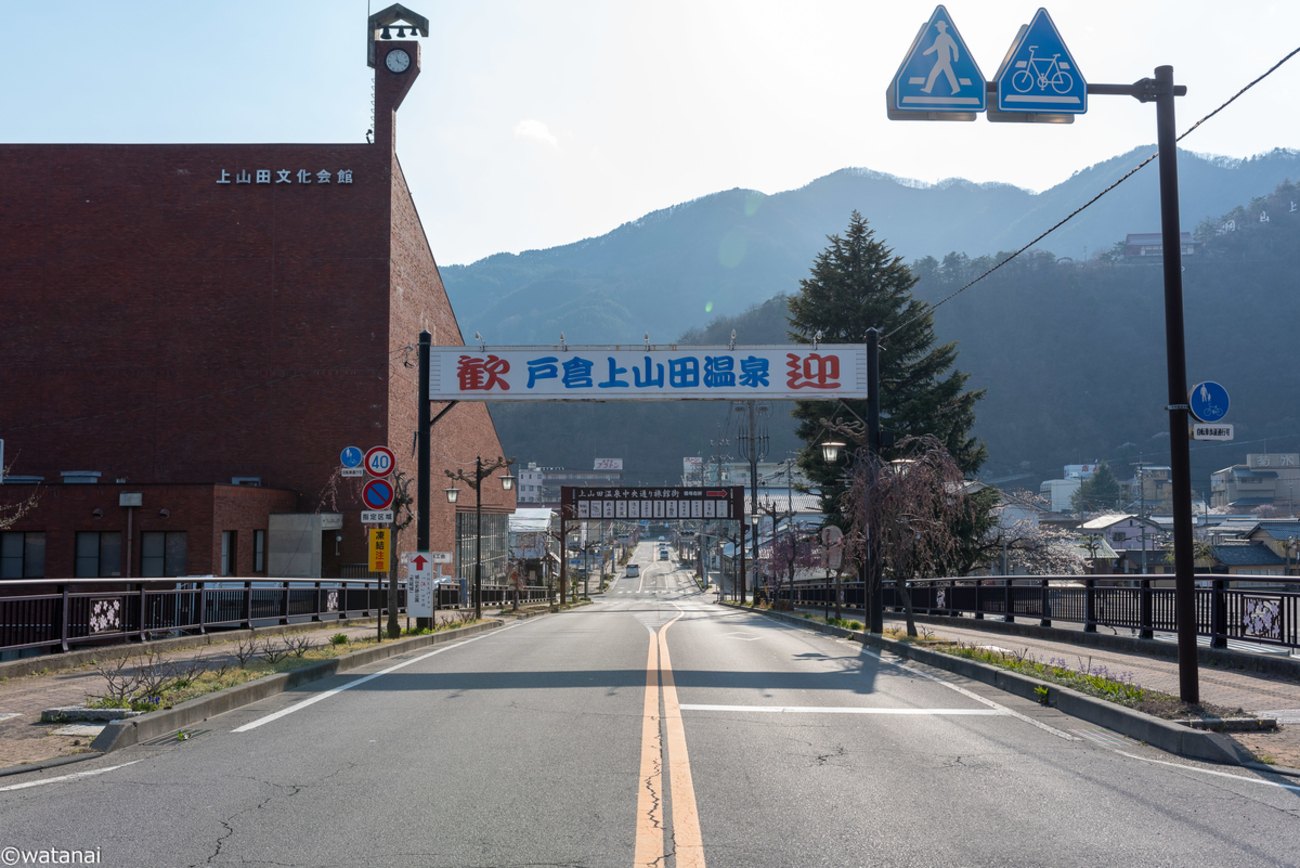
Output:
top-left (626, 564), bottom-right (640, 578)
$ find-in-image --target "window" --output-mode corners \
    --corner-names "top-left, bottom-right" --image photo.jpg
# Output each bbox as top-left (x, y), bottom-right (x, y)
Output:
top-left (140, 532), bottom-right (187, 577)
top-left (221, 531), bottom-right (237, 577)
top-left (1, 532), bottom-right (45, 578)
top-left (75, 532), bottom-right (122, 578)
top-left (1113, 532), bottom-right (1127, 543)
top-left (253, 529), bottom-right (265, 574)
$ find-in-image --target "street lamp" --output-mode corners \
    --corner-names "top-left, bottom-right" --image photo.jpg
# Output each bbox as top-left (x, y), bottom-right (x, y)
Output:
top-left (820, 440), bottom-right (846, 464)
top-left (445, 455), bottom-right (516, 619)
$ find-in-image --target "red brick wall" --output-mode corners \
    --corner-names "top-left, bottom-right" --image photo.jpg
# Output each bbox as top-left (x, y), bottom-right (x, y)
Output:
top-left (1, 49), bottom-right (514, 578)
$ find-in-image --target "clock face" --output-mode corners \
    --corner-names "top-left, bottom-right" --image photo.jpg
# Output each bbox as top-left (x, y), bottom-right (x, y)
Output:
top-left (386, 49), bottom-right (410, 73)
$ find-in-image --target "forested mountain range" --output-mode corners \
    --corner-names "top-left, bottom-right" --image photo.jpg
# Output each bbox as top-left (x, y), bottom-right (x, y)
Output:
top-left (443, 150), bottom-right (1300, 492)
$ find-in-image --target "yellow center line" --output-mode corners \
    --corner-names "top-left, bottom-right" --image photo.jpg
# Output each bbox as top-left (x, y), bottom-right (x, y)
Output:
top-left (659, 614), bottom-right (706, 868)
top-left (633, 631), bottom-right (664, 868)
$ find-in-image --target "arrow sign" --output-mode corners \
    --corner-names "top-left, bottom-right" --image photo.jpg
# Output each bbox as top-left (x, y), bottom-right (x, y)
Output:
top-left (890, 6), bottom-right (986, 118)
top-left (997, 8), bottom-right (1087, 114)
top-left (411, 554), bottom-right (429, 571)
top-left (363, 478), bottom-right (395, 510)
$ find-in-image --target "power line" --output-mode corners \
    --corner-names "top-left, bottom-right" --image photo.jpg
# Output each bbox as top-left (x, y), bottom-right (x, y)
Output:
top-left (885, 46), bottom-right (1300, 340)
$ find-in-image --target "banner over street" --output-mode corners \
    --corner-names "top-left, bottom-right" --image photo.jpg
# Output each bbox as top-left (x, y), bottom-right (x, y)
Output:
top-left (428, 345), bottom-right (868, 402)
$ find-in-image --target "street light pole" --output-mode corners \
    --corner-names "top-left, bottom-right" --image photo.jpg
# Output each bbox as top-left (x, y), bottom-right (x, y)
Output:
top-left (445, 455), bottom-right (515, 620)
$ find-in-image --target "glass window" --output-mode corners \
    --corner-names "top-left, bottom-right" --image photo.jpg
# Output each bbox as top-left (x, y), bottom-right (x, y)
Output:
top-left (253, 529), bottom-right (265, 573)
top-left (221, 531), bottom-right (236, 577)
top-left (141, 531), bottom-right (186, 577)
top-left (75, 532), bottom-right (121, 578)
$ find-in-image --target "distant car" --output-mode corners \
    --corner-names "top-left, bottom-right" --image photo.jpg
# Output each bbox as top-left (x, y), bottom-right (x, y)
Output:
top-left (658, 536), bottom-right (665, 541)
top-left (659, 550), bottom-right (669, 560)
top-left (626, 564), bottom-right (640, 578)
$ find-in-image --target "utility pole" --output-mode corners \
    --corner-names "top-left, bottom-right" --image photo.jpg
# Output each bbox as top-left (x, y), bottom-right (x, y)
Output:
top-left (736, 401), bottom-right (770, 603)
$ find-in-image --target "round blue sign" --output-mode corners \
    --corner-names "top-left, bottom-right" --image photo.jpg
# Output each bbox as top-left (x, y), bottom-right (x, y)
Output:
top-left (1189, 381), bottom-right (1230, 423)
top-left (340, 446), bottom-right (363, 468)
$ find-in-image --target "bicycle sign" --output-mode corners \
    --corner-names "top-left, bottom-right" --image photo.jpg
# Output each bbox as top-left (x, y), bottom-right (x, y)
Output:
top-left (996, 8), bottom-right (1086, 114)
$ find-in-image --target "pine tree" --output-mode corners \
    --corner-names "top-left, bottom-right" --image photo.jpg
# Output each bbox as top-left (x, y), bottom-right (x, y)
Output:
top-left (788, 212), bottom-right (986, 516)
top-left (1072, 461), bottom-right (1125, 514)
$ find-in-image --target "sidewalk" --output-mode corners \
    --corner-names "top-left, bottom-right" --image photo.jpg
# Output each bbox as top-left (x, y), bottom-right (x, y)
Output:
top-left (803, 605), bottom-right (1300, 769)
top-left (0, 610), bottom-right (480, 772)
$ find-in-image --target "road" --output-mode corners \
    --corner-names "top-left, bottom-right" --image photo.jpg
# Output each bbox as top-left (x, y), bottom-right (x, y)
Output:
top-left (3, 542), bottom-right (1299, 867)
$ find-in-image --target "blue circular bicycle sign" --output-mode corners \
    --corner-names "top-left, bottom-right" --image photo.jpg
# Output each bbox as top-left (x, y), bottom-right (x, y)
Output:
top-left (340, 446), bottom-right (363, 468)
top-left (1189, 381), bottom-right (1230, 423)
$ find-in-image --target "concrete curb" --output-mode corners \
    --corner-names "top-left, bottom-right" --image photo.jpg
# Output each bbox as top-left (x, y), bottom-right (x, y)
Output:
top-left (727, 603), bottom-right (1261, 768)
top-left (0, 617), bottom-right (380, 681)
top-left (87, 621), bottom-right (502, 755)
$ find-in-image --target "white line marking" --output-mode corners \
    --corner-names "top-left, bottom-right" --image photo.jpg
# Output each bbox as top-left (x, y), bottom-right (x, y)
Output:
top-left (859, 646), bottom-right (1079, 741)
top-left (0, 761), bottom-right (141, 792)
top-left (1115, 751), bottom-right (1300, 794)
top-left (232, 625), bottom-right (516, 733)
top-left (681, 704), bottom-right (1005, 716)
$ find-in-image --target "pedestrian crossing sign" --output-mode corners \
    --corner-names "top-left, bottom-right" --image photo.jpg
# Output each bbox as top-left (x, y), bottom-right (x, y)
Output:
top-left (996, 7), bottom-right (1087, 114)
top-left (889, 5), bottom-right (986, 120)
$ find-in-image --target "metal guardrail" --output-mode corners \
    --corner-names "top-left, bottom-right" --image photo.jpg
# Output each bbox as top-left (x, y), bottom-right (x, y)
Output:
top-left (0, 579), bottom-right (551, 656)
top-left (782, 574), bottom-right (1300, 652)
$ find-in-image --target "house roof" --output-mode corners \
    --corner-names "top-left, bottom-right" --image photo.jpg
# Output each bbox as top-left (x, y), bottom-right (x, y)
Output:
top-left (1211, 544), bottom-right (1287, 567)
top-left (1229, 497), bottom-right (1276, 507)
top-left (1081, 514), bottom-right (1136, 530)
top-left (1233, 468), bottom-right (1279, 479)
top-left (509, 508), bottom-right (555, 532)
top-left (1250, 521), bottom-right (1300, 541)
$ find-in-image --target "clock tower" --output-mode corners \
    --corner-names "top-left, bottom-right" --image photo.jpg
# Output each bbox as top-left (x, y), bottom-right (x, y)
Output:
top-left (368, 4), bottom-right (428, 153)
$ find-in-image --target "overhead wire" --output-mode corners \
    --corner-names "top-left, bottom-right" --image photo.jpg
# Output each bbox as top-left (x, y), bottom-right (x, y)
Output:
top-left (884, 45), bottom-right (1300, 341)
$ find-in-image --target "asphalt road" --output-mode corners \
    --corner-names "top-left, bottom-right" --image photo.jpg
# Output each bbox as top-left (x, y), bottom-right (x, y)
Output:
top-left (3, 543), bottom-right (1299, 867)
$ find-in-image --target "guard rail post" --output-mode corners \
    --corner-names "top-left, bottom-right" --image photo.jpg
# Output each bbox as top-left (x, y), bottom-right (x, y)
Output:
top-left (198, 581), bottom-right (208, 635)
top-left (974, 580), bottom-right (983, 620)
top-left (1039, 578), bottom-right (1052, 628)
top-left (59, 583), bottom-right (70, 652)
top-left (1004, 577), bottom-right (1014, 624)
top-left (136, 582), bottom-right (147, 642)
top-left (1139, 578), bottom-right (1153, 639)
top-left (242, 580), bottom-right (253, 629)
top-left (279, 580), bottom-right (290, 626)
top-left (1211, 579), bottom-right (1228, 649)
top-left (1084, 578), bottom-right (1097, 633)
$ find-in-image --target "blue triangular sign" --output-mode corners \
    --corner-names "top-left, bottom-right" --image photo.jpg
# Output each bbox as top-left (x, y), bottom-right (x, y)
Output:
top-left (997, 8), bottom-right (1087, 113)
top-left (892, 6), bottom-right (986, 114)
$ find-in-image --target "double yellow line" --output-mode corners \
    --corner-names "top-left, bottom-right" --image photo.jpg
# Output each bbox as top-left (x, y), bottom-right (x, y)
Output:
top-left (634, 612), bottom-right (705, 868)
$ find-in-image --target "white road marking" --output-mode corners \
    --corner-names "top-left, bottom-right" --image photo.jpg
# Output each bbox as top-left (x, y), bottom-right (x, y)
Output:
top-left (681, 704), bottom-right (1006, 716)
top-left (859, 646), bottom-right (1080, 741)
top-left (1115, 750), bottom-right (1300, 794)
top-left (0, 761), bottom-right (141, 792)
top-left (232, 625), bottom-right (517, 733)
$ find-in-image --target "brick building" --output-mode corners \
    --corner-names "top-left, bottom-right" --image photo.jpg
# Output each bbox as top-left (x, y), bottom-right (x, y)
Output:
top-left (0, 9), bottom-right (514, 581)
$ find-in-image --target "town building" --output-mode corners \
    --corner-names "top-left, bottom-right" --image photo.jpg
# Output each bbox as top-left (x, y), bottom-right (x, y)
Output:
top-left (0, 6), bottom-right (513, 582)
top-left (1210, 454), bottom-right (1300, 510)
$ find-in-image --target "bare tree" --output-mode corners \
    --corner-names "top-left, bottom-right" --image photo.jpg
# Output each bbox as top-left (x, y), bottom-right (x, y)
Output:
top-left (764, 523), bottom-right (820, 611)
top-left (386, 470), bottom-right (417, 638)
top-left (0, 453), bottom-right (41, 530)
top-left (843, 435), bottom-right (969, 638)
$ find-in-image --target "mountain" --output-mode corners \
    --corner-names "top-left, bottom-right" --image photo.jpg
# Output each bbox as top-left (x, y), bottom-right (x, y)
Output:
top-left (440, 150), bottom-right (1300, 491)
top-left (442, 147), bottom-right (1300, 346)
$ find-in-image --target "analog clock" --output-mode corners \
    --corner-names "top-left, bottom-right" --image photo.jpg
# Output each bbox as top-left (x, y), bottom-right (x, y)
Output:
top-left (385, 49), bottom-right (410, 73)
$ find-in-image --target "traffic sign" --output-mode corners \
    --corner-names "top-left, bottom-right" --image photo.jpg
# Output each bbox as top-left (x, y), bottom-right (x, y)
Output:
top-left (341, 467), bottom-right (364, 478)
top-left (369, 528), bottom-right (389, 573)
top-left (889, 6), bottom-right (986, 119)
top-left (340, 446), bottom-right (363, 468)
top-left (1191, 423), bottom-right (1234, 442)
top-left (361, 510), bottom-right (394, 524)
top-left (407, 552), bottom-right (434, 618)
top-left (363, 478), bottom-right (395, 510)
top-left (364, 445), bottom-right (396, 478)
top-left (1189, 381), bottom-right (1230, 423)
top-left (997, 8), bottom-right (1086, 114)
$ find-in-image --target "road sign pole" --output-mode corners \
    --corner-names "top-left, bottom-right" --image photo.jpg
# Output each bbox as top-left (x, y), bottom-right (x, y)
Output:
top-left (1154, 65), bottom-right (1199, 704)
top-left (418, 332), bottom-right (432, 629)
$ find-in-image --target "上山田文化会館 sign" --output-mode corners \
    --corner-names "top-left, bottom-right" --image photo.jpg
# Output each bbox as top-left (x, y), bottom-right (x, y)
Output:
top-left (427, 345), bottom-right (868, 402)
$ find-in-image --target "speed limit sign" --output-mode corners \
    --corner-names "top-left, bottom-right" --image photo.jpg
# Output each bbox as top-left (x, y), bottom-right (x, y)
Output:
top-left (364, 446), bottom-right (396, 478)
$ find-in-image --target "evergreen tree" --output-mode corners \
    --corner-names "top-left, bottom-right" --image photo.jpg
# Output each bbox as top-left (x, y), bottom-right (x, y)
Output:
top-left (1072, 461), bottom-right (1125, 513)
top-left (788, 212), bottom-right (986, 518)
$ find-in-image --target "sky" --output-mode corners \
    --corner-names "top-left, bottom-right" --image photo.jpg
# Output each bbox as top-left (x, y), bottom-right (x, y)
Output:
top-left (2, 1), bottom-right (1297, 266)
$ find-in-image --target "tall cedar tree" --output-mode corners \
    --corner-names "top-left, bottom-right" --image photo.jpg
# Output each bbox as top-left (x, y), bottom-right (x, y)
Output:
top-left (788, 212), bottom-right (987, 519)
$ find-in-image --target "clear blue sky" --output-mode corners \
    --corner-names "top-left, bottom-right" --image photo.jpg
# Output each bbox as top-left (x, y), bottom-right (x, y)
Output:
top-left (3, 1), bottom-right (1296, 265)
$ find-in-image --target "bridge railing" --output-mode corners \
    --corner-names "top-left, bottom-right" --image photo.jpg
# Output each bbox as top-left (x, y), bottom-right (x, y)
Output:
top-left (780, 574), bottom-right (1300, 652)
top-left (0, 579), bottom-right (549, 656)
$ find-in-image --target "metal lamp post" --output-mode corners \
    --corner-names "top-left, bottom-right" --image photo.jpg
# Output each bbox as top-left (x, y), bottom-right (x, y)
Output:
top-left (445, 456), bottom-right (516, 620)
